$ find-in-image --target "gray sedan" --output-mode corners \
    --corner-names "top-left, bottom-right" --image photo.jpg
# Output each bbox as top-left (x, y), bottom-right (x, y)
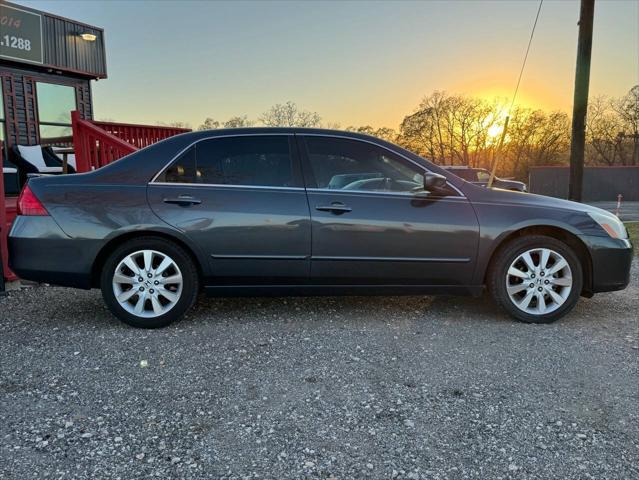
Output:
top-left (9, 128), bottom-right (633, 328)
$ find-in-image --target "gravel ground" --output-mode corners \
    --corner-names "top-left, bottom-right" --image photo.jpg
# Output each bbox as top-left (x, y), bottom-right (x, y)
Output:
top-left (1, 262), bottom-right (638, 480)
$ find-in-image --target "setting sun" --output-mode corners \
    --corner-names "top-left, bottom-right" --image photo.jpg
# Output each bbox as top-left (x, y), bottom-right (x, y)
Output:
top-left (487, 123), bottom-right (504, 139)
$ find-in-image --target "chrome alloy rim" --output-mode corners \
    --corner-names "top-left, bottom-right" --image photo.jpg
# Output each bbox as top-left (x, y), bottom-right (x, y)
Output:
top-left (506, 248), bottom-right (572, 315)
top-left (112, 250), bottom-right (183, 318)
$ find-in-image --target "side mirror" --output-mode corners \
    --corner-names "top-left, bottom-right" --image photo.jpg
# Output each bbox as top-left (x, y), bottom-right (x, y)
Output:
top-left (423, 172), bottom-right (447, 191)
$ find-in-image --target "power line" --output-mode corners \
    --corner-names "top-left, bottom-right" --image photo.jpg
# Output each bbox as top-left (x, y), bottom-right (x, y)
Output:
top-left (509, 0), bottom-right (544, 112)
top-left (488, 0), bottom-right (544, 188)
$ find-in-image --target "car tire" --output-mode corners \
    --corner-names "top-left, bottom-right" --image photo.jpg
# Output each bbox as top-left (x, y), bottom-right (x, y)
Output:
top-left (488, 235), bottom-right (583, 324)
top-left (100, 237), bottom-right (199, 328)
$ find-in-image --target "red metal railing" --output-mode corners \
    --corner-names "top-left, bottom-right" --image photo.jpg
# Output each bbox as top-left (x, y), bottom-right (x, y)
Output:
top-left (71, 111), bottom-right (139, 172)
top-left (92, 120), bottom-right (190, 150)
top-left (71, 111), bottom-right (191, 173)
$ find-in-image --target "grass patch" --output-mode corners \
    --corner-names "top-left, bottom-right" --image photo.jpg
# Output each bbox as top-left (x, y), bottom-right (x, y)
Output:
top-left (625, 222), bottom-right (638, 255)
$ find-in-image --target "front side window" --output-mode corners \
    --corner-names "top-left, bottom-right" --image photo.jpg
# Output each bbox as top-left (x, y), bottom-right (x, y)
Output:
top-left (304, 136), bottom-right (424, 193)
top-left (36, 82), bottom-right (76, 146)
top-left (157, 135), bottom-right (295, 187)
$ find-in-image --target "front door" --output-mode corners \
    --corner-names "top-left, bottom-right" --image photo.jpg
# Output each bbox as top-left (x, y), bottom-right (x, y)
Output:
top-left (299, 135), bottom-right (479, 286)
top-left (148, 134), bottom-right (311, 284)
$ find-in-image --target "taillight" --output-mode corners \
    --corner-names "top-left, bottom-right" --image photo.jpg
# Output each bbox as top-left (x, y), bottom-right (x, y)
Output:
top-left (17, 185), bottom-right (49, 216)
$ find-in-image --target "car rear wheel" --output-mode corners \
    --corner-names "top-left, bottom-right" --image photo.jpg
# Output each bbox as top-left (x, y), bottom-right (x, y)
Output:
top-left (100, 237), bottom-right (199, 328)
top-left (488, 235), bottom-right (583, 323)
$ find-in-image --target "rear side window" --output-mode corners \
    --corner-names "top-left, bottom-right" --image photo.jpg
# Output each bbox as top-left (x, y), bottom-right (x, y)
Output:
top-left (157, 135), bottom-right (296, 187)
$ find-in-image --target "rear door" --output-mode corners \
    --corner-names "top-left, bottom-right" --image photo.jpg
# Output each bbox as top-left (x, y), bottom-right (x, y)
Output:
top-left (299, 135), bottom-right (479, 286)
top-left (148, 134), bottom-right (311, 284)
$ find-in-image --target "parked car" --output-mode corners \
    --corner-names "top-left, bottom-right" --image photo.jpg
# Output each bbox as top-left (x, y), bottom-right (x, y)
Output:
top-left (441, 165), bottom-right (527, 192)
top-left (9, 129), bottom-right (632, 328)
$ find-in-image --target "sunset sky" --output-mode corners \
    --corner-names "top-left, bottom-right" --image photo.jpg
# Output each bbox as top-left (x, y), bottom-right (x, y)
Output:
top-left (23, 0), bottom-right (639, 129)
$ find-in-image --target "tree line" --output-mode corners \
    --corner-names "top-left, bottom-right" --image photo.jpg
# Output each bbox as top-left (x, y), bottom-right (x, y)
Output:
top-left (165, 86), bottom-right (639, 182)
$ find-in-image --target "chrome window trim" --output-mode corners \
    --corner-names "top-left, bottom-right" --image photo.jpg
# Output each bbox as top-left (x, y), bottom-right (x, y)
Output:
top-left (148, 132), bottom-right (295, 185)
top-left (148, 131), bottom-right (466, 198)
top-left (305, 187), bottom-right (467, 200)
top-left (300, 133), bottom-right (466, 198)
top-left (149, 182), bottom-right (464, 199)
top-left (150, 182), bottom-right (305, 192)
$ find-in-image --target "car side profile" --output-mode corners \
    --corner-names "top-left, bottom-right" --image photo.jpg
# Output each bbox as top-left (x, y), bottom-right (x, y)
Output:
top-left (441, 165), bottom-right (528, 192)
top-left (8, 128), bottom-right (633, 328)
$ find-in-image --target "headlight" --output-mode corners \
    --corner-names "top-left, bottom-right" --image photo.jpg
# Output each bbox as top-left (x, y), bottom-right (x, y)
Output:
top-left (587, 211), bottom-right (628, 239)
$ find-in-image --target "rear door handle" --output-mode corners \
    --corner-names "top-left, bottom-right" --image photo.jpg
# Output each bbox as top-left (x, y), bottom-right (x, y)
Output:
top-left (163, 195), bottom-right (201, 206)
top-left (315, 202), bottom-right (352, 214)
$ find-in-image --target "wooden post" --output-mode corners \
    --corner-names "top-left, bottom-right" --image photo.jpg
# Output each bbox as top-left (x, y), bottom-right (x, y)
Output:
top-left (487, 115), bottom-right (510, 188)
top-left (71, 110), bottom-right (89, 173)
top-left (568, 0), bottom-right (595, 202)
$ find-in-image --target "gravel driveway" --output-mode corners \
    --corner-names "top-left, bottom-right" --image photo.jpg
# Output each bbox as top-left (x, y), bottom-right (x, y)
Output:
top-left (1, 262), bottom-right (637, 479)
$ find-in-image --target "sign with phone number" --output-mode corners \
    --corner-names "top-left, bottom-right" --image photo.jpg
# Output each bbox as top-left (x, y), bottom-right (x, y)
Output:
top-left (0, 4), bottom-right (43, 65)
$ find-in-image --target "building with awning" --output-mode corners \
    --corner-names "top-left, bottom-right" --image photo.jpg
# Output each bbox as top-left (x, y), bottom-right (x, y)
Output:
top-left (1, 1), bottom-right (189, 284)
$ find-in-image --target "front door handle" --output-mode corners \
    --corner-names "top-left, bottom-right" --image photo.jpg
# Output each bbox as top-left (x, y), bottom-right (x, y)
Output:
top-left (315, 202), bottom-right (352, 214)
top-left (163, 195), bottom-right (202, 206)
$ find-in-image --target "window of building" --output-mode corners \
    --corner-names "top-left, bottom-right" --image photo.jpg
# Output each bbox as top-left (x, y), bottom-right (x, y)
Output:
top-left (304, 136), bottom-right (424, 193)
top-left (158, 136), bottom-right (295, 187)
top-left (36, 82), bottom-right (76, 146)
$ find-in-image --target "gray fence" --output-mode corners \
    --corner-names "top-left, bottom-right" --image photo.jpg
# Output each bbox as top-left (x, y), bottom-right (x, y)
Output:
top-left (529, 166), bottom-right (639, 201)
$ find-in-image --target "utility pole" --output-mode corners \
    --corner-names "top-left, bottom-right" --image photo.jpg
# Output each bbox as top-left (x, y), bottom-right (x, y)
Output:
top-left (568, 0), bottom-right (595, 202)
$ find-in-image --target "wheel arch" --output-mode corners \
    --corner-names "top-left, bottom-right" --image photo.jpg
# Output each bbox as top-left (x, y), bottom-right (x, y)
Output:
top-left (90, 229), bottom-right (205, 289)
top-left (482, 225), bottom-right (593, 296)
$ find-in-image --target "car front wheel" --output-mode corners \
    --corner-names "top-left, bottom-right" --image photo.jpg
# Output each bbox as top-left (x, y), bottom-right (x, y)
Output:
top-left (100, 237), bottom-right (199, 328)
top-left (488, 235), bottom-right (583, 323)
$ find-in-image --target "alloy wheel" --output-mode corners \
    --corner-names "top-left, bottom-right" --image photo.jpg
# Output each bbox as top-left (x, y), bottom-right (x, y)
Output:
top-left (112, 250), bottom-right (183, 318)
top-left (506, 247), bottom-right (573, 315)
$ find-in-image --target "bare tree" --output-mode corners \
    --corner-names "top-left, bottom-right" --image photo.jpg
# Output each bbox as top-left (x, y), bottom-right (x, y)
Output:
top-left (586, 96), bottom-right (625, 165)
top-left (397, 91), bottom-right (572, 181)
top-left (157, 120), bottom-right (191, 129)
top-left (259, 101), bottom-right (321, 127)
top-left (614, 85), bottom-right (639, 165)
top-left (224, 115), bottom-right (254, 128)
top-left (398, 91), bottom-right (499, 167)
top-left (323, 121), bottom-right (342, 130)
top-left (197, 118), bottom-right (220, 131)
top-left (345, 125), bottom-right (398, 142)
top-left (186, 87), bottom-right (636, 180)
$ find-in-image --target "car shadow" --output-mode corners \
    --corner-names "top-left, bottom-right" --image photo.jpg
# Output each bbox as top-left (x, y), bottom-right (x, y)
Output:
top-left (4, 279), bottom-right (631, 332)
top-left (186, 291), bottom-right (513, 328)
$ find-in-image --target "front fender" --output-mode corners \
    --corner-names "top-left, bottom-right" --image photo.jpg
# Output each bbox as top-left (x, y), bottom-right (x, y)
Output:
top-left (470, 200), bottom-right (597, 286)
